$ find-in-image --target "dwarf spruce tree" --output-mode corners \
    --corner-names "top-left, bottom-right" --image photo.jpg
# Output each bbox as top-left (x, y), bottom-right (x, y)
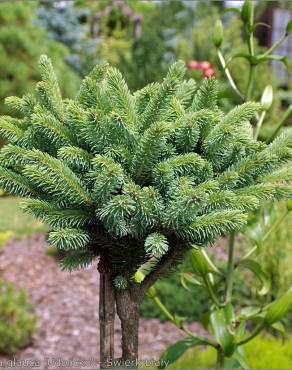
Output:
top-left (0, 55), bottom-right (292, 367)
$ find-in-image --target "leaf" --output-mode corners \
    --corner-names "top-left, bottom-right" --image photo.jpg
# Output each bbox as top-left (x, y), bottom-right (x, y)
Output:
top-left (236, 320), bottom-right (246, 340)
top-left (222, 348), bottom-right (249, 369)
top-left (159, 336), bottom-right (212, 368)
top-left (200, 249), bottom-right (223, 275)
top-left (224, 303), bottom-right (235, 325)
top-left (233, 347), bottom-right (249, 369)
top-left (265, 287), bottom-right (292, 324)
top-left (257, 54), bottom-right (291, 70)
top-left (224, 7), bottom-right (241, 14)
top-left (239, 306), bottom-right (261, 319)
top-left (189, 248), bottom-right (209, 277)
top-left (249, 22), bottom-right (271, 33)
top-left (228, 53), bottom-right (259, 65)
top-left (221, 347), bottom-right (249, 369)
top-left (271, 321), bottom-right (286, 337)
top-left (210, 308), bottom-right (236, 357)
top-left (253, 22), bottom-right (271, 30)
top-left (180, 272), bottom-right (202, 291)
top-left (286, 20), bottom-right (292, 34)
top-left (239, 259), bottom-right (271, 295)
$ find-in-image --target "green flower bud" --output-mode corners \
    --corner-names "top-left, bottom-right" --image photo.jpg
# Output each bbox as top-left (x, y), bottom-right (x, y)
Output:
top-left (190, 248), bottom-right (209, 277)
top-left (287, 199), bottom-right (292, 212)
top-left (286, 20), bottom-right (292, 35)
top-left (134, 270), bottom-right (145, 283)
top-left (261, 85), bottom-right (273, 110)
top-left (213, 20), bottom-right (224, 48)
top-left (241, 0), bottom-right (254, 26)
top-left (146, 286), bottom-right (157, 298)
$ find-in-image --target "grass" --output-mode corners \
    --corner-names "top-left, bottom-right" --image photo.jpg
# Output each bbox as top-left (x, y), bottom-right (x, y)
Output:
top-left (0, 196), bottom-right (47, 239)
top-left (168, 334), bottom-right (292, 369)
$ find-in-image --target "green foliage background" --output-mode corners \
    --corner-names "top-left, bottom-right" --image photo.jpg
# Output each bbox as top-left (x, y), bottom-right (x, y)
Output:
top-left (168, 334), bottom-right (292, 369)
top-left (0, 2), bottom-right (80, 115)
top-left (0, 279), bottom-right (37, 355)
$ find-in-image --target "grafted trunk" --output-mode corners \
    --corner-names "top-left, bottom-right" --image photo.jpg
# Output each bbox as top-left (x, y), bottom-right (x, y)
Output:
top-left (115, 288), bottom-right (140, 368)
top-left (99, 273), bottom-right (116, 369)
top-left (98, 248), bottom-right (180, 369)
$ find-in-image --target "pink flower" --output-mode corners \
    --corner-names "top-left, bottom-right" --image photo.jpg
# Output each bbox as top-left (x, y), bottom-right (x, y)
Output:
top-left (204, 68), bottom-right (216, 78)
top-left (201, 61), bottom-right (212, 70)
top-left (187, 60), bottom-right (200, 70)
top-left (187, 59), bottom-right (216, 77)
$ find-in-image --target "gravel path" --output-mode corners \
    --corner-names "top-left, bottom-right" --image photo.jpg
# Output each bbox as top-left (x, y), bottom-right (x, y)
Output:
top-left (0, 235), bottom-right (206, 369)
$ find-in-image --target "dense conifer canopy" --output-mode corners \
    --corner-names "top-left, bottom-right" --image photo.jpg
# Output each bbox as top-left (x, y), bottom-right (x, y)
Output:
top-left (0, 56), bottom-right (291, 287)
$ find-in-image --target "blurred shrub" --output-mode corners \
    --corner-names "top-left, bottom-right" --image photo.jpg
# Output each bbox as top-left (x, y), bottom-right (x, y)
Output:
top-left (0, 231), bottom-right (13, 247)
top-left (140, 273), bottom-right (208, 322)
top-left (244, 334), bottom-right (292, 369)
top-left (0, 279), bottom-right (37, 354)
top-left (36, 1), bottom-right (97, 76)
top-left (45, 245), bottom-right (59, 258)
top-left (98, 28), bottom-right (132, 68)
top-left (98, 0), bottom-right (194, 90)
top-left (169, 334), bottom-right (292, 369)
top-left (0, 1), bottom-right (80, 115)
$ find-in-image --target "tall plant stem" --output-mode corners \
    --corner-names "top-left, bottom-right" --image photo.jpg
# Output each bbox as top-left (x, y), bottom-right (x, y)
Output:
top-left (238, 322), bottom-right (265, 346)
top-left (246, 10), bottom-right (255, 102)
top-left (262, 209), bottom-right (289, 243)
top-left (267, 105), bottom-right (292, 143)
top-left (242, 209), bottom-right (290, 261)
top-left (261, 34), bottom-right (286, 58)
top-left (99, 273), bottom-right (116, 369)
top-left (153, 296), bottom-right (174, 322)
top-left (225, 231), bottom-right (235, 303)
top-left (216, 348), bottom-right (225, 369)
top-left (203, 274), bottom-right (224, 308)
top-left (217, 50), bottom-right (245, 101)
top-left (246, 65), bottom-right (255, 101)
top-left (254, 110), bottom-right (266, 139)
top-left (152, 295), bottom-right (217, 347)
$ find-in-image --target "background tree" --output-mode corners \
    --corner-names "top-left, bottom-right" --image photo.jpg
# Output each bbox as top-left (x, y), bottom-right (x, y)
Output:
top-left (117, 0), bottom-right (194, 90)
top-left (37, 0), bottom-right (97, 76)
top-left (0, 1), bottom-right (80, 116)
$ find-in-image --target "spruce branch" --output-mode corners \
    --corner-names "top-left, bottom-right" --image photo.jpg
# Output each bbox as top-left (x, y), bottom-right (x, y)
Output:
top-left (48, 228), bottom-right (90, 251)
top-left (191, 77), bottom-right (218, 111)
top-left (38, 55), bottom-right (64, 121)
top-left (106, 67), bottom-right (137, 126)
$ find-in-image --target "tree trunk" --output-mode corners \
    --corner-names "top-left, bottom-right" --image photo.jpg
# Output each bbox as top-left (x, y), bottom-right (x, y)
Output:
top-left (98, 248), bottom-right (180, 368)
top-left (115, 288), bottom-right (140, 369)
top-left (99, 273), bottom-right (116, 369)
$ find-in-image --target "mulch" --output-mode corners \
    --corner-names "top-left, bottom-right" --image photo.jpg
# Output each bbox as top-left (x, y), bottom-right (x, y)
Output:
top-left (0, 234), bottom-right (207, 369)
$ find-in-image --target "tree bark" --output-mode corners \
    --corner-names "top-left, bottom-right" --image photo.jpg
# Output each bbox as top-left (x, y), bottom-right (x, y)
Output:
top-left (99, 247), bottom-right (182, 368)
top-left (99, 273), bottom-right (116, 369)
top-left (115, 287), bottom-right (140, 369)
